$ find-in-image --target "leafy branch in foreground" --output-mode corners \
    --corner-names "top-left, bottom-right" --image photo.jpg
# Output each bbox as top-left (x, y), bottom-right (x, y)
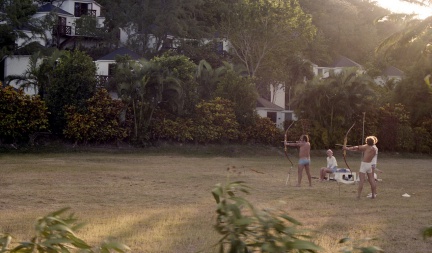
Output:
top-left (0, 207), bottom-right (130, 253)
top-left (210, 181), bottom-right (321, 253)
top-left (338, 237), bottom-right (383, 253)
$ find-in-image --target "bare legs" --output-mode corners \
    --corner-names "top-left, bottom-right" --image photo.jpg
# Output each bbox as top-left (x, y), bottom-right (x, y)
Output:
top-left (357, 172), bottom-right (376, 199)
top-left (367, 171), bottom-right (376, 198)
top-left (297, 164), bottom-right (312, 187)
top-left (319, 167), bottom-right (332, 181)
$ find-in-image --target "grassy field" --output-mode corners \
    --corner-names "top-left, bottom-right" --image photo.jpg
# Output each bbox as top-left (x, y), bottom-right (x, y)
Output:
top-left (0, 145), bottom-right (431, 253)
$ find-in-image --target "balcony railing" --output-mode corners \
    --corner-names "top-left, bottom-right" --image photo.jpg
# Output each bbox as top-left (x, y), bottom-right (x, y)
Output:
top-left (75, 9), bottom-right (97, 17)
top-left (75, 27), bottom-right (104, 36)
top-left (96, 75), bottom-right (110, 88)
top-left (52, 25), bottom-right (71, 36)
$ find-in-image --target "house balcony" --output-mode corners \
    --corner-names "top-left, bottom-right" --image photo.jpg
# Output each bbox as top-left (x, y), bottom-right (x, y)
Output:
top-left (52, 25), bottom-right (71, 36)
top-left (75, 9), bottom-right (97, 17)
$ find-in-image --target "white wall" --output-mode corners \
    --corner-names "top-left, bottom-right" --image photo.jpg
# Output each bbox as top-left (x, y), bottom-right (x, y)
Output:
top-left (95, 60), bottom-right (112, 75)
top-left (56, 0), bottom-right (103, 17)
top-left (270, 83), bottom-right (285, 108)
top-left (4, 56), bottom-right (38, 95)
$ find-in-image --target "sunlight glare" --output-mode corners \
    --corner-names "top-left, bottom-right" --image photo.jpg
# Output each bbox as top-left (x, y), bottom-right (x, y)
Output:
top-left (375, 0), bottom-right (432, 19)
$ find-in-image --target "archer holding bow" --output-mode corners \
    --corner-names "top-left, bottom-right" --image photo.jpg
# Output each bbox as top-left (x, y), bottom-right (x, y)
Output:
top-left (284, 134), bottom-right (312, 187)
top-left (343, 136), bottom-right (377, 199)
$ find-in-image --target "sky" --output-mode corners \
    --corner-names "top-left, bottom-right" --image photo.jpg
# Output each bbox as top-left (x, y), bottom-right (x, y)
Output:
top-left (374, 0), bottom-right (432, 19)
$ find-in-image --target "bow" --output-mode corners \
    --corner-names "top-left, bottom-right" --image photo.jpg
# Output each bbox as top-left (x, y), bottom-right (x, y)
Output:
top-left (342, 123), bottom-right (355, 181)
top-left (284, 121), bottom-right (295, 185)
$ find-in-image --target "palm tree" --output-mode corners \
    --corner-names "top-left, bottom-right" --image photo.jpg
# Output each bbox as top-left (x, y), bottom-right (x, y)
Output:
top-left (195, 60), bottom-right (246, 100)
top-left (5, 50), bottom-right (64, 99)
top-left (292, 68), bottom-right (377, 146)
top-left (111, 57), bottom-right (183, 143)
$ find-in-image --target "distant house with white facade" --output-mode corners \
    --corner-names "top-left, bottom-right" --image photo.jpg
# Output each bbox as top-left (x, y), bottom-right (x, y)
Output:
top-left (1, 0), bottom-right (106, 92)
top-left (312, 56), bottom-right (364, 78)
top-left (256, 83), bottom-right (296, 129)
top-left (15, 0), bottom-right (105, 49)
top-left (374, 66), bottom-right (404, 85)
top-left (94, 47), bottom-right (142, 98)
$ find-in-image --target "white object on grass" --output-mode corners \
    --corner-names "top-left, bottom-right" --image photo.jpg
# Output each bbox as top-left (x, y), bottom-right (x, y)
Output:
top-left (402, 193), bottom-right (411, 197)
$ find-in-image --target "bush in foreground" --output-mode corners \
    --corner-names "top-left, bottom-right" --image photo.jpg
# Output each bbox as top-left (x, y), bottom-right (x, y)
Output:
top-left (0, 208), bottom-right (129, 253)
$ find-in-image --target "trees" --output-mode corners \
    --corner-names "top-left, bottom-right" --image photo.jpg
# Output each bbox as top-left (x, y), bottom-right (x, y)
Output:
top-left (214, 70), bottom-right (258, 127)
top-left (150, 53), bottom-right (197, 116)
top-left (5, 49), bottom-right (65, 99)
top-left (219, 0), bottom-right (316, 78)
top-left (110, 55), bottom-right (186, 143)
top-left (46, 50), bottom-right (97, 134)
top-left (0, 86), bottom-right (49, 144)
top-left (101, 0), bottom-right (215, 57)
top-left (292, 69), bottom-right (377, 147)
top-left (0, 0), bottom-right (38, 60)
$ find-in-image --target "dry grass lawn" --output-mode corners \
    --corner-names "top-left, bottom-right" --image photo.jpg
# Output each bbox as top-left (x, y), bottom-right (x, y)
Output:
top-left (0, 146), bottom-right (431, 253)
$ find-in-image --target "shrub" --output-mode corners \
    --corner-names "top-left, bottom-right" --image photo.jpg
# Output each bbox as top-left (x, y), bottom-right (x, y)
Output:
top-left (0, 86), bottom-right (49, 144)
top-left (0, 207), bottom-right (130, 253)
top-left (46, 50), bottom-right (97, 134)
top-left (192, 97), bottom-right (240, 144)
top-left (63, 89), bottom-right (130, 144)
top-left (211, 180), bottom-right (385, 253)
top-left (243, 116), bottom-right (282, 145)
top-left (150, 109), bottom-right (194, 143)
top-left (211, 181), bottom-right (322, 252)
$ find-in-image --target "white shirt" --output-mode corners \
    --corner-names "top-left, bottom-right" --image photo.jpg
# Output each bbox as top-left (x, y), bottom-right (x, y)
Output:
top-left (327, 156), bottom-right (338, 169)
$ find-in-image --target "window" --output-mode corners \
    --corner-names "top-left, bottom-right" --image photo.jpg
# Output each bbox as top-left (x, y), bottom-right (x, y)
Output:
top-left (75, 2), bottom-right (89, 17)
top-left (108, 63), bottom-right (116, 76)
top-left (267, 112), bottom-right (277, 123)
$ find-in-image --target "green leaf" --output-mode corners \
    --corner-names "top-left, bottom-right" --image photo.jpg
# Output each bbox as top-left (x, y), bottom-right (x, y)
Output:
top-left (212, 187), bottom-right (222, 203)
top-left (422, 226), bottom-right (432, 239)
top-left (70, 236), bottom-right (92, 249)
top-left (280, 214), bottom-right (302, 225)
top-left (100, 241), bottom-right (131, 252)
top-left (358, 246), bottom-right (384, 253)
top-left (339, 237), bottom-right (352, 243)
top-left (290, 240), bottom-right (322, 251)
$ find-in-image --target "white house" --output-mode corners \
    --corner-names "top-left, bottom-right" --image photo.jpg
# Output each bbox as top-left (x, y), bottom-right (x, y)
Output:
top-left (256, 83), bottom-right (297, 129)
top-left (312, 56), bottom-right (364, 78)
top-left (374, 66), bottom-right (404, 85)
top-left (17, 0), bottom-right (106, 49)
top-left (94, 47), bottom-right (142, 99)
top-left (1, 0), bottom-right (106, 93)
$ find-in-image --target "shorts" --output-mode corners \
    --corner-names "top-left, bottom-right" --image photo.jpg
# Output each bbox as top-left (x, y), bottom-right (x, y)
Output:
top-left (329, 166), bottom-right (337, 173)
top-left (359, 162), bottom-right (373, 173)
top-left (299, 158), bottom-right (310, 166)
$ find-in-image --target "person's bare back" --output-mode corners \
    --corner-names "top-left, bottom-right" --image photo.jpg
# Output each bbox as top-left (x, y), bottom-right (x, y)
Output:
top-left (360, 145), bottom-right (376, 163)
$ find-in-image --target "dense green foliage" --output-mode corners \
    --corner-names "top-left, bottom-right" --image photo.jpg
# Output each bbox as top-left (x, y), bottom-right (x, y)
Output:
top-left (1, 0), bottom-right (431, 153)
top-left (0, 208), bottom-right (130, 253)
top-left (211, 180), bottom-right (387, 253)
top-left (0, 0), bottom-right (38, 60)
top-left (0, 86), bottom-right (48, 144)
top-left (64, 89), bottom-right (130, 144)
top-left (46, 51), bottom-right (97, 134)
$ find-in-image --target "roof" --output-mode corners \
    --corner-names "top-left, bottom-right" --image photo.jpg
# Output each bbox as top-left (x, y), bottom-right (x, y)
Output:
top-left (382, 66), bottom-right (404, 77)
top-left (256, 97), bottom-right (284, 110)
top-left (332, 56), bottom-right (362, 68)
top-left (97, 47), bottom-right (141, 61)
top-left (37, 3), bottom-right (73, 16)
